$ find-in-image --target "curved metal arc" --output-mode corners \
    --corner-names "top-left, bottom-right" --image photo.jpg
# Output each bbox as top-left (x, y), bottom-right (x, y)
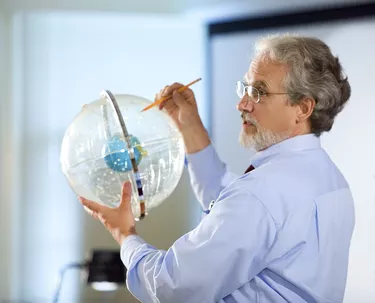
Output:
top-left (100, 90), bottom-right (146, 219)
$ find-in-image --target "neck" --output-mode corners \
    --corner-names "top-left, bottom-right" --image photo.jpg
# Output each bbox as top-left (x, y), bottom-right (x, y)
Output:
top-left (289, 123), bottom-right (311, 138)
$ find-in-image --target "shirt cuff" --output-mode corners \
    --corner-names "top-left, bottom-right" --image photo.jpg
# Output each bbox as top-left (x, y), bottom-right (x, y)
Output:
top-left (120, 234), bottom-right (147, 269)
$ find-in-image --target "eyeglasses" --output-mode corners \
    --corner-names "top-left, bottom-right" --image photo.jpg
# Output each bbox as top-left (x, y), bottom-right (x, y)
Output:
top-left (236, 81), bottom-right (289, 104)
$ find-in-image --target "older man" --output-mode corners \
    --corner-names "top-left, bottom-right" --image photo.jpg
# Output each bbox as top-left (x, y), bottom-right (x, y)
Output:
top-left (81, 34), bottom-right (355, 303)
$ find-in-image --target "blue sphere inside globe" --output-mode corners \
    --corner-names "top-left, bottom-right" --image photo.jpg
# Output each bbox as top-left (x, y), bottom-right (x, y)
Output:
top-left (103, 134), bottom-right (147, 173)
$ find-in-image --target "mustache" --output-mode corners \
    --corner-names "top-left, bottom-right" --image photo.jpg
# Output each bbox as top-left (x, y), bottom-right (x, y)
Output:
top-left (241, 112), bottom-right (258, 126)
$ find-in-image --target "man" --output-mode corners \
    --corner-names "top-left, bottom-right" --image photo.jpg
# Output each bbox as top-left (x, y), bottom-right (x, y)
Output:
top-left (80, 34), bottom-right (355, 302)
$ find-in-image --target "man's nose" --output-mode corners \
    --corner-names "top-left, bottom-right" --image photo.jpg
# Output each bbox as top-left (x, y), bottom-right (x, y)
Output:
top-left (237, 96), bottom-right (253, 112)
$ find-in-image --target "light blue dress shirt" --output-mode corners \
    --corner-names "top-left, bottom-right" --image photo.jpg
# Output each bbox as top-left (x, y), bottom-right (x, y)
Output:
top-left (121, 134), bottom-right (355, 303)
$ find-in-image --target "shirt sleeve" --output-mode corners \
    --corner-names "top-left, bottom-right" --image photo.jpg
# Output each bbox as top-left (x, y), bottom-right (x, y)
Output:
top-left (186, 144), bottom-right (239, 210)
top-left (121, 185), bottom-right (277, 303)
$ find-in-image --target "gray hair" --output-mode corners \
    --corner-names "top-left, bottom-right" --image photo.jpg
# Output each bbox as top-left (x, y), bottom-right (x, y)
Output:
top-left (254, 34), bottom-right (351, 136)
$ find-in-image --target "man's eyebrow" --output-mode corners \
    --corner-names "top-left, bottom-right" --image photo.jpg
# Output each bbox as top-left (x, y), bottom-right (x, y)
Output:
top-left (251, 80), bottom-right (268, 89)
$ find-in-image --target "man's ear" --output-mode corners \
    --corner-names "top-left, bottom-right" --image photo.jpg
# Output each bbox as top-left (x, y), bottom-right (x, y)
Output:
top-left (296, 97), bottom-right (315, 123)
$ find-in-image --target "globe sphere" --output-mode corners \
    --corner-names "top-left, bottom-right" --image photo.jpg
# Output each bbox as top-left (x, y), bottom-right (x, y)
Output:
top-left (60, 92), bottom-right (185, 219)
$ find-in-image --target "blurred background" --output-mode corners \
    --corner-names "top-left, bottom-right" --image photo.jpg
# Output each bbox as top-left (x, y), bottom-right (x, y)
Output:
top-left (1, 0), bottom-right (375, 302)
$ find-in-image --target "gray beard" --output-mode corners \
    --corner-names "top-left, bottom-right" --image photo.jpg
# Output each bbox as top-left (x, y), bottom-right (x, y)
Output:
top-left (239, 113), bottom-right (290, 151)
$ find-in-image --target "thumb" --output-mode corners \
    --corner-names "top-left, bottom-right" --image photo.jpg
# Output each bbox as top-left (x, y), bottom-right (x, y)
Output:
top-left (119, 181), bottom-right (132, 211)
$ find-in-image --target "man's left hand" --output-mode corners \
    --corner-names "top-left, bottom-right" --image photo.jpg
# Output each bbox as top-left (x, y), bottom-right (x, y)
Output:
top-left (79, 181), bottom-right (137, 245)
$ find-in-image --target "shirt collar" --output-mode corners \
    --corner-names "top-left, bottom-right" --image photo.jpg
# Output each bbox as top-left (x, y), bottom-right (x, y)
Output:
top-left (250, 134), bottom-right (321, 168)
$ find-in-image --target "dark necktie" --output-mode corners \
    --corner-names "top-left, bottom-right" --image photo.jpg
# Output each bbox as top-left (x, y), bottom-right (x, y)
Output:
top-left (244, 164), bottom-right (255, 174)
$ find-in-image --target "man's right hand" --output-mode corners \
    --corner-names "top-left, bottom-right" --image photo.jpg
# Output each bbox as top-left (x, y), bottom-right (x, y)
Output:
top-left (156, 82), bottom-right (210, 154)
top-left (157, 82), bottom-right (201, 132)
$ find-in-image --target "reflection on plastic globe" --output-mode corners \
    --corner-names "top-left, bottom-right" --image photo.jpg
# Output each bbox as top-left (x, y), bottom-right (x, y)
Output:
top-left (60, 93), bottom-right (185, 219)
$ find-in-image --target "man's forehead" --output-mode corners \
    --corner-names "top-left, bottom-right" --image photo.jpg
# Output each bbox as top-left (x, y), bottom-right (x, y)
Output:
top-left (244, 59), bottom-right (266, 81)
top-left (243, 73), bottom-right (268, 87)
top-left (243, 74), bottom-right (250, 83)
top-left (245, 59), bottom-right (287, 86)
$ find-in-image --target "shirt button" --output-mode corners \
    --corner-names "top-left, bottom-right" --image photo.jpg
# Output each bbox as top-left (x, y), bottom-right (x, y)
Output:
top-left (208, 200), bottom-right (215, 210)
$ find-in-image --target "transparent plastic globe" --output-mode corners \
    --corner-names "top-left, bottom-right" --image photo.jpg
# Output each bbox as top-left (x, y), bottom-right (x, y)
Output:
top-left (60, 92), bottom-right (185, 219)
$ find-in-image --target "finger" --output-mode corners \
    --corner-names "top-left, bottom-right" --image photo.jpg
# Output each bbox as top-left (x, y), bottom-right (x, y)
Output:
top-left (156, 85), bottom-right (168, 101)
top-left (179, 87), bottom-right (195, 102)
top-left (161, 85), bottom-right (169, 97)
top-left (155, 87), bottom-right (165, 101)
top-left (83, 206), bottom-right (100, 220)
top-left (172, 90), bottom-right (188, 108)
top-left (79, 197), bottom-right (106, 214)
top-left (159, 95), bottom-right (176, 112)
top-left (119, 181), bottom-right (132, 211)
top-left (164, 83), bottom-right (184, 96)
top-left (98, 214), bottom-right (109, 227)
top-left (158, 92), bottom-right (168, 110)
top-left (83, 205), bottom-right (94, 216)
top-left (159, 101), bottom-right (165, 111)
top-left (159, 97), bottom-right (174, 111)
top-left (158, 83), bottom-right (185, 112)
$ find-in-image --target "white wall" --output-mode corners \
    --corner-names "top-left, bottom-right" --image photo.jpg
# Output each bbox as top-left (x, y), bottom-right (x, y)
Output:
top-left (0, 11), bottom-right (23, 300)
top-left (321, 22), bottom-right (375, 302)
top-left (0, 10), bottom-right (12, 299)
top-left (8, 11), bottom-right (205, 302)
top-left (2, 0), bottom-right (182, 13)
top-left (210, 17), bottom-right (375, 302)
